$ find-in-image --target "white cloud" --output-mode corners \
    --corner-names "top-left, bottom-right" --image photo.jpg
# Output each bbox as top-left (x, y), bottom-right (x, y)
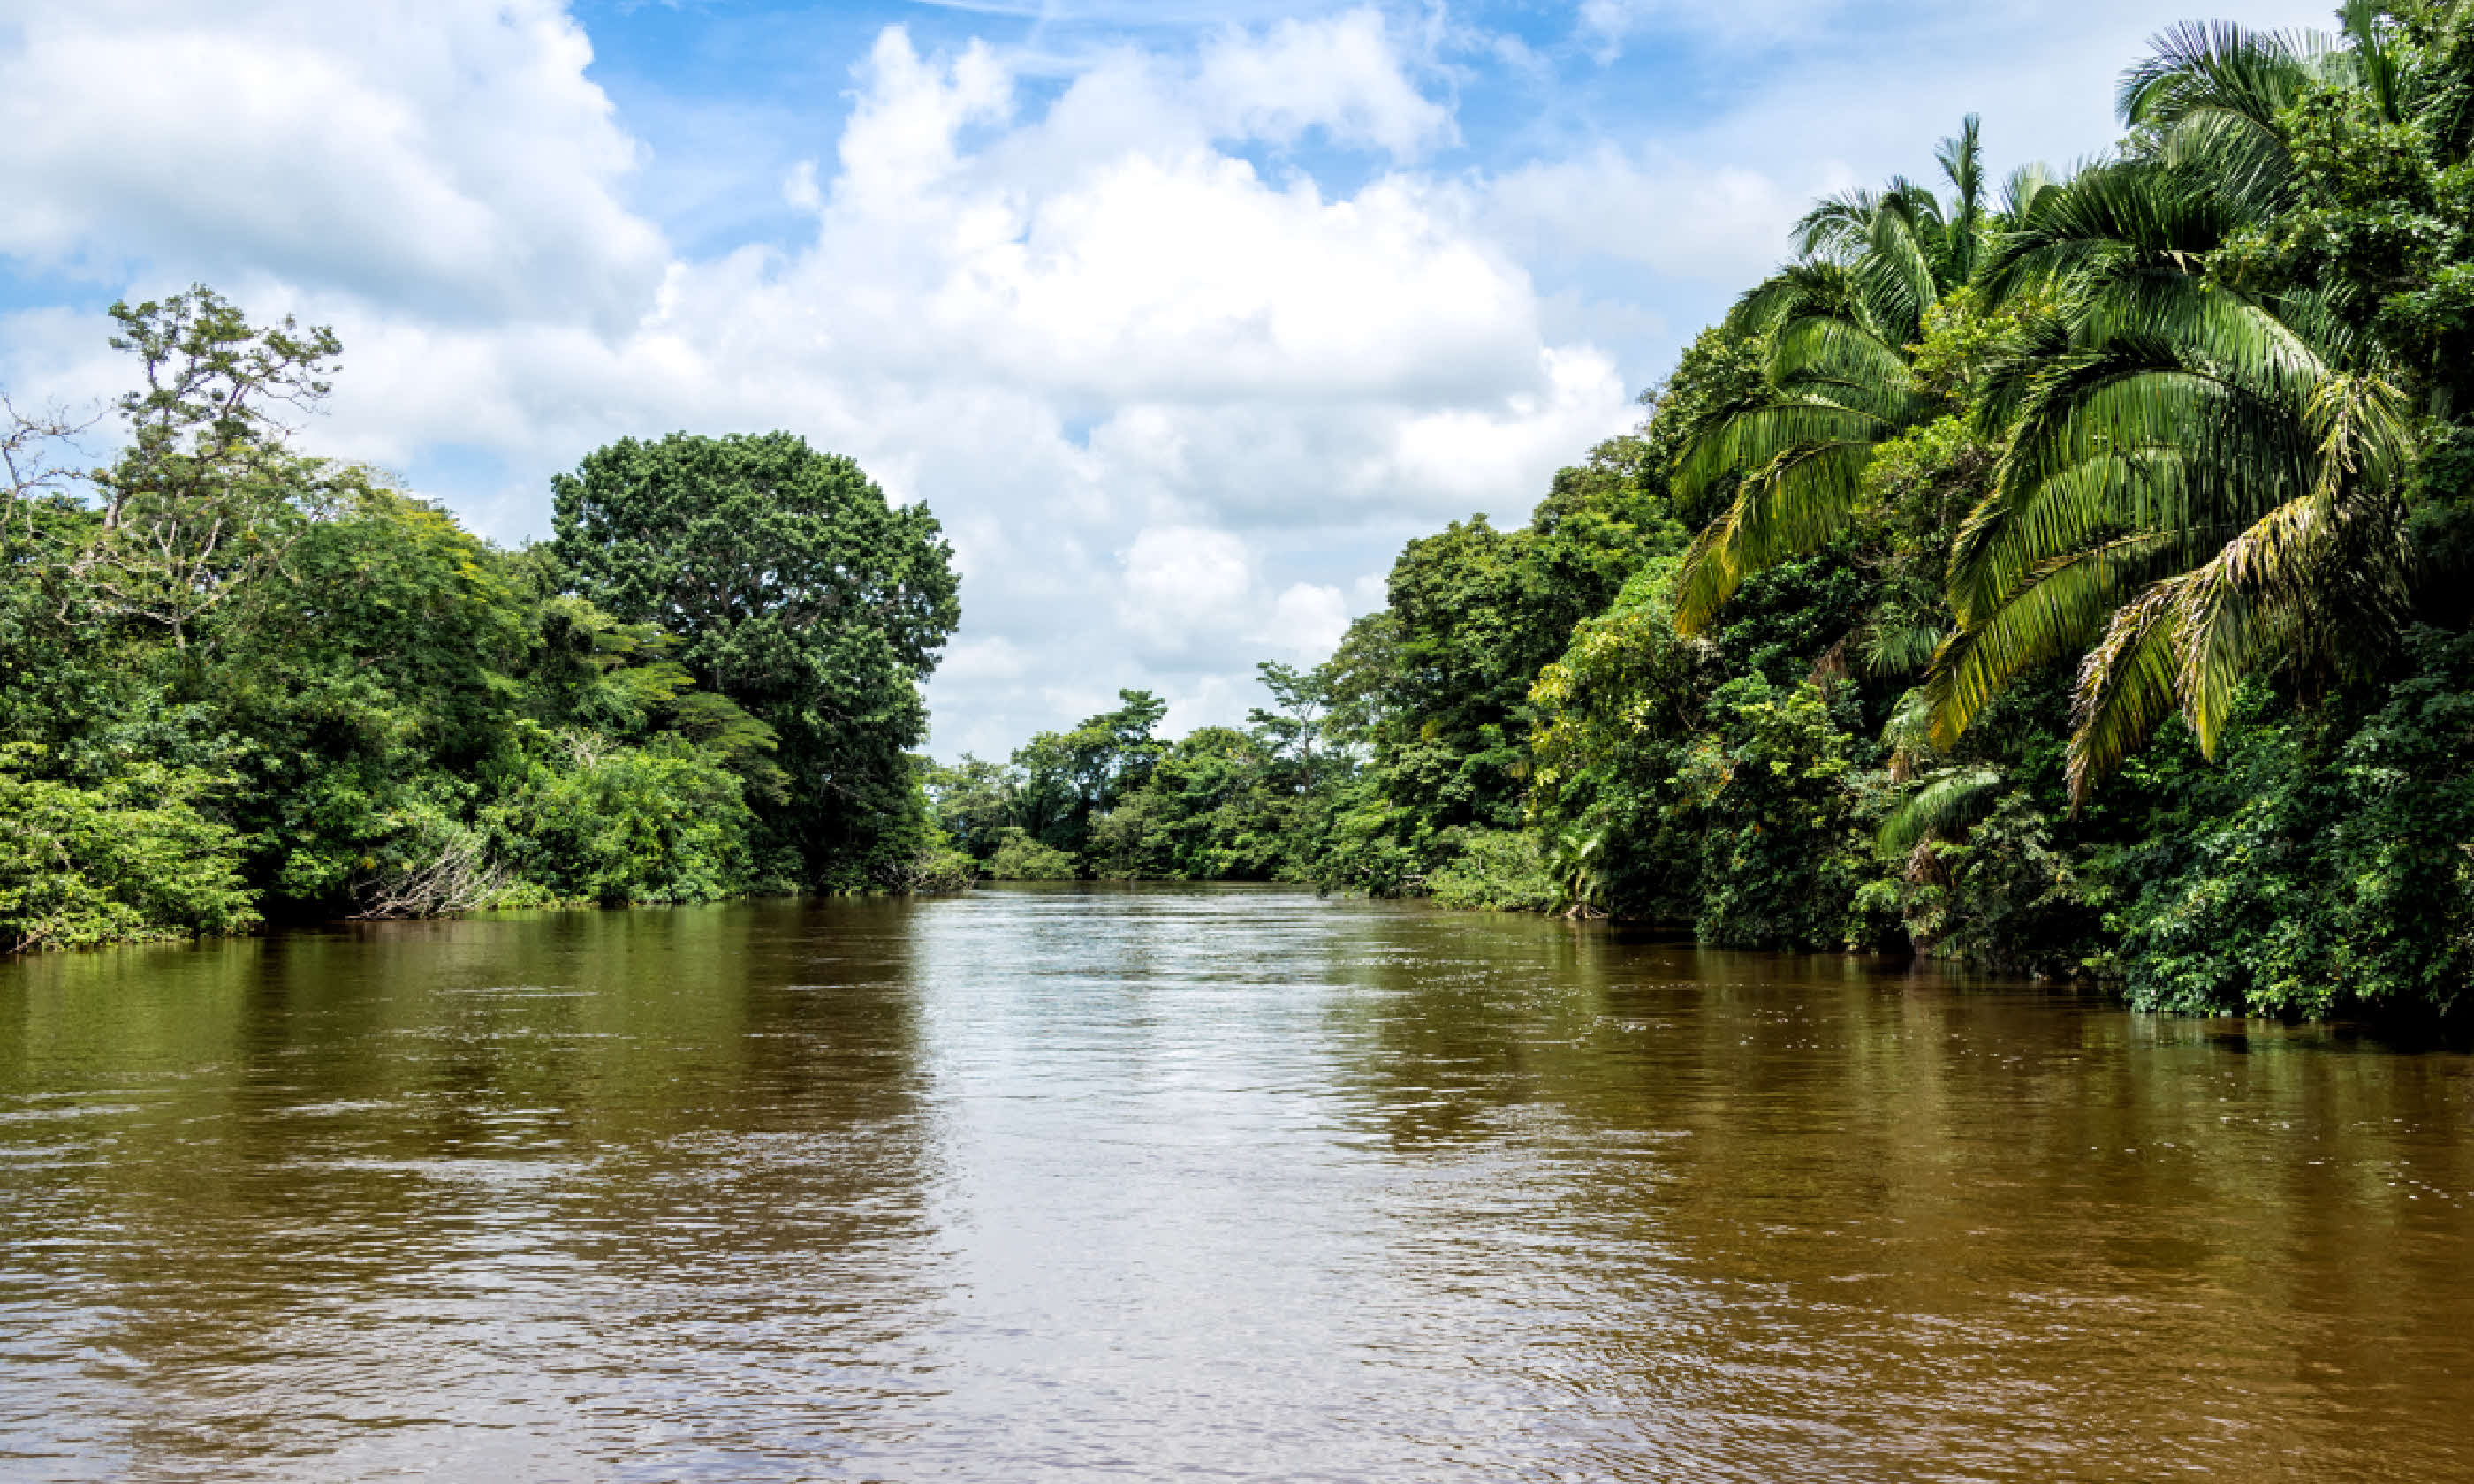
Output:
top-left (3, 0), bottom-right (2336, 761)
top-left (1119, 526), bottom-right (1256, 658)
top-left (0, 0), bottom-right (664, 329)
top-left (1482, 146), bottom-right (1833, 286)
top-left (1258, 582), bottom-right (1351, 659)
top-left (0, 6), bottom-right (1632, 758)
top-left (782, 160), bottom-right (823, 215)
top-left (1193, 10), bottom-right (1455, 158)
top-left (938, 636), bottom-right (1031, 684)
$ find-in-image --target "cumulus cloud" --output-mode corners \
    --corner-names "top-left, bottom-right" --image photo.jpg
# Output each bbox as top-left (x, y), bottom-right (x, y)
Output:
top-left (1119, 526), bottom-right (1256, 656)
top-left (1258, 582), bottom-right (1351, 660)
top-left (1193, 10), bottom-right (1456, 157)
top-left (0, 0), bottom-right (664, 329)
top-left (0, 3), bottom-right (1635, 759)
top-left (1482, 147), bottom-right (1831, 286)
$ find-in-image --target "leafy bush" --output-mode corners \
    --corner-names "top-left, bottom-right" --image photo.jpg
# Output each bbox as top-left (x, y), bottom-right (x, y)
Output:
top-left (882, 830), bottom-right (977, 893)
top-left (348, 803), bottom-right (513, 919)
top-left (1427, 829), bottom-right (1563, 912)
top-left (987, 827), bottom-right (1078, 881)
top-left (1308, 780), bottom-right (1433, 897)
top-left (1086, 790), bottom-right (1180, 879)
top-left (1527, 559), bottom-right (1705, 920)
top-left (0, 752), bottom-right (258, 950)
top-left (2108, 631), bottom-right (2474, 1017)
top-left (1866, 791), bottom-right (2106, 974)
top-left (1681, 677), bottom-right (1874, 950)
top-left (493, 735), bottom-right (755, 905)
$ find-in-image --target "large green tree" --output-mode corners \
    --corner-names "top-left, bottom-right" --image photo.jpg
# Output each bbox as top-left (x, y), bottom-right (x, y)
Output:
top-left (1318, 433), bottom-right (1684, 858)
top-left (549, 432), bottom-right (960, 886)
top-left (1929, 4), bottom-right (2470, 798)
top-left (65, 287), bottom-right (361, 650)
top-left (1670, 119), bottom-right (2030, 631)
top-left (998, 688), bottom-right (1171, 855)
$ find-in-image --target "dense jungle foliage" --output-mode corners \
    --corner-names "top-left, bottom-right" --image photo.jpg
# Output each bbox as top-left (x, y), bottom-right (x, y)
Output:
top-left (935, 4), bottom-right (2474, 1020)
top-left (0, 289), bottom-right (960, 950)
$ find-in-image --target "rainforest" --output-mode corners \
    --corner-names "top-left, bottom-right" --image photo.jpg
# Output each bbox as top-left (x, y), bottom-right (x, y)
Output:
top-left (10, 6), bottom-right (2474, 1024)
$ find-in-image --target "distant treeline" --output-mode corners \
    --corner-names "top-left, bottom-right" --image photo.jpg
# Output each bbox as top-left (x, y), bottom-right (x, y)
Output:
top-left (1, 289), bottom-right (960, 950)
top-left (937, 6), bottom-right (2474, 1022)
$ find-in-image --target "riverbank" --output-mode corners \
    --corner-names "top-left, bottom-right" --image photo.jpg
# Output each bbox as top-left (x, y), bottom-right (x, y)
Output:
top-left (929, 11), bottom-right (2474, 1021)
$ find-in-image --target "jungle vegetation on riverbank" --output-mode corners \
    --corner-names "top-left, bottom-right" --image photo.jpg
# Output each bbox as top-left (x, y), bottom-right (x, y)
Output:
top-left (1, 290), bottom-right (962, 950)
top-left (932, 5), bottom-right (2474, 1021)
top-left (11, 6), bottom-right (2471, 1024)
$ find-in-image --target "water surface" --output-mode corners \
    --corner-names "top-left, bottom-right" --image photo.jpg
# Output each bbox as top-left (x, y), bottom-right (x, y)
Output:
top-left (4, 886), bottom-right (2471, 1480)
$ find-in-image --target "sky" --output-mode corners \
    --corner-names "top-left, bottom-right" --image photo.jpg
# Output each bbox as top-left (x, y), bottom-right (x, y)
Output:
top-left (0, 0), bottom-right (2336, 757)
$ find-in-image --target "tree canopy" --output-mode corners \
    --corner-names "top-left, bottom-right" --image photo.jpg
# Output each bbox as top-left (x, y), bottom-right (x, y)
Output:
top-left (0, 298), bottom-right (966, 945)
top-left (550, 432), bottom-right (960, 885)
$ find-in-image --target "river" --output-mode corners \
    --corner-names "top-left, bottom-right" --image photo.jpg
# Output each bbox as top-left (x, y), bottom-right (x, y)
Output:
top-left (3, 885), bottom-right (2470, 1480)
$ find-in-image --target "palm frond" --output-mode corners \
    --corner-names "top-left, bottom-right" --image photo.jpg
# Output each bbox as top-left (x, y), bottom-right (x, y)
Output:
top-left (1936, 115), bottom-right (1986, 284)
top-left (2308, 370), bottom-right (2414, 496)
top-left (2066, 579), bottom-right (2188, 805)
top-left (2339, 0), bottom-right (2402, 123)
top-left (1863, 618), bottom-right (1946, 680)
top-left (1673, 438), bottom-right (1874, 633)
top-left (2118, 19), bottom-right (2349, 218)
top-left (1675, 396), bottom-right (1887, 498)
top-left (1877, 766), bottom-right (2003, 855)
top-left (2154, 110), bottom-right (2302, 217)
top-left (2174, 478), bottom-right (2411, 752)
top-left (1977, 159), bottom-right (2243, 307)
top-left (1881, 686), bottom-right (1935, 780)
top-left (1955, 362), bottom-right (2313, 625)
top-left (1726, 261), bottom-right (1855, 337)
top-left (1998, 161), bottom-right (2062, 223)
top-left (1931, 531), bottom-right (2179, 747)
top-left (1768, 316), bottom-right (1917, 421)
top-left (1792, 189), bottom-right (1887, 262)
top-left (2118, 19), bottom-right (2338, 132)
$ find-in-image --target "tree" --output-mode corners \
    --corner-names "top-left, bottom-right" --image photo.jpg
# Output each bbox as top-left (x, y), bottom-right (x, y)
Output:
top-left (0, 748), bottom-right (259, 951)
top-left (921, 753), bottom-right (1019, 860)
top-left (209, 487), bottom-right (539, 907)
top-left (1006, 688), bottom-right (1169, 856)
top-left (65, 286), bottom-right (358, 649)
top-left (550, 432), bottom-right (960, 884)
top-left (1928, 9), bottom-right (2464, 799)
top-left (1670, 119), bottom-right (2015, 632)
top-left (0, 397), bottom-right (98, 567)
top-left (1247, 660), bottom-right (1331, 783)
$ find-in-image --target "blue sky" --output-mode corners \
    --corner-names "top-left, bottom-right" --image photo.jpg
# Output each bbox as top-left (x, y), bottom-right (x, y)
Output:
top-left (0, 0), bottom-right (2333, 754)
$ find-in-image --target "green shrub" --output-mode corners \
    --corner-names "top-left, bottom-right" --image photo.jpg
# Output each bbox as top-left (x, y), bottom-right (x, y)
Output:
top-left (346, 803), bottom-right (513, 918)
top-left (1427, 829), bottom-right (1563, 912)
top-left (1870, 791), bottom-right (2107, 975)
top-left (884, 831), bottom-right (977, 893)
top-left (2109, 631), bottom-right (2474, 1018)
top-left (0, 752), bottom-right (259, 950)
top-left (1085, 791), bottom-right (1180, 879)
top-left (492, 734), bottom-right (755, 905)
top-left (1308, 781), bottom-right (1432, 897)
top-left (988, 827), bottom-right (1078, 880)
top-left (1681, 677), bottom-right (1873, 950)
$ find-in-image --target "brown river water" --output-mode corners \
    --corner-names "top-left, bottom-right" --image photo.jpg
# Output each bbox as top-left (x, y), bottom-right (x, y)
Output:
top-left (3, 884), bottom-right (2472, 1481)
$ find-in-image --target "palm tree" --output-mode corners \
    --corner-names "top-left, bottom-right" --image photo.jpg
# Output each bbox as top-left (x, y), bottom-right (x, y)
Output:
top-left (1924, 12), bottom-right (2430, 803)
top-left (1670, 118), bottom-right (1996, 633)
top-left (2115, 16), bottom-right (2354, 217)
